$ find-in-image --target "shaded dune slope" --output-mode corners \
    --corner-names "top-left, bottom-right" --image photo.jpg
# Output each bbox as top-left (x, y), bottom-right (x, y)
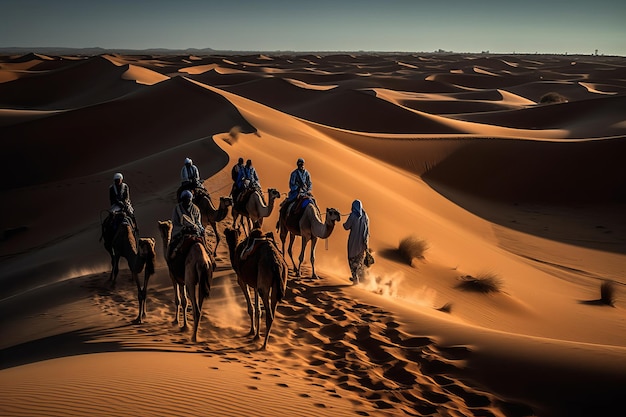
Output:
top-left (0, 76), bottom-right (255, 189)
top-left (452, 95), bottom-right (626, 137)
top-left (222, 77), bottom-right (463, 133)
top-left (0, 56), bottom-right (142, 109)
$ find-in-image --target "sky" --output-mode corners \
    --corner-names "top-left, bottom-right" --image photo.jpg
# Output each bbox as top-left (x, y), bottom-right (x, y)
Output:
top-left (1, 0), bottom-right (625, 55)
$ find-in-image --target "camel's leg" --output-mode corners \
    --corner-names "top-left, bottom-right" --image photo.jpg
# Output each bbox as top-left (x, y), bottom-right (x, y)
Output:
top-left (110, 254), bottom-right (120, 286)
top-left (241, 216), bottom-right (252, 237)
top-left (278, 222), bottom-right (288, 255)
top-left (171, 277), bottom-right (181, 326)
top-left (233, 212), bottom-right (247, 236)
top-left (141, 269), bottom-right (151, 319)
top-left (297, 236), bottom-right (310, 278)
top-left (209, 221), bottom-right (219, 256)
top-left (232, 212), bottom-right (239, 230)
top-left (253, 289), bottom-right (261, 342)
top-left (180, 284), bottom-right (189, 331)
top-left (287, 234), bottom-right (298, 276)
top-left (132, 271), bottom-right (149, 324)
top-left (261, 289), bottom-right (275, 350)
top-left (188, 284), bottom-right (201, 343)
top-left (238, 277), bottom-right (255, 336)
top-left (310, 237), bottom-right (318, 279)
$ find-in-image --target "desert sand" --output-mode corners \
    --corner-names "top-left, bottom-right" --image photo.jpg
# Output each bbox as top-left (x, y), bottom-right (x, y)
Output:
top-left (1, 52), bottom-right (625, 417)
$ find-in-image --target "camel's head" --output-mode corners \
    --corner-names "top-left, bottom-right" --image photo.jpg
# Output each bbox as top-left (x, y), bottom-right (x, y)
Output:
top-left (220, 196), bottom-right (233, 207)
top-left (224, 227), bottom-right (241, 250)
top-left (138, 237), bottom-right (156, 275)
top-left (157, 220), bottom-right (172, 241)
top-left (139, 237), bottom-right (156, 250)
top-left (326, 208), bottom-right (341, 223)
top-left (268, 188), bottom-right (281, 200)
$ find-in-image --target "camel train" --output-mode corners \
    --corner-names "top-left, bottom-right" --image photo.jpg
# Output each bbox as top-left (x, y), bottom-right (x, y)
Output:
top-left (101, 211), bottom-right (156, 324)
top-left (101, 163), bottom-right (343, 346)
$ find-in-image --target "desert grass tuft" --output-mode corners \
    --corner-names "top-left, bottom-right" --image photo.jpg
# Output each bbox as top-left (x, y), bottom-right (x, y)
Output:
top-left (456, 273), bottom-right (503, 294)
top-left (398, 235), bottom-right (429, 264)
top-left (539, 92), bottom-right (567, 104)
top-left (600, 280), bottom-right (616, 306)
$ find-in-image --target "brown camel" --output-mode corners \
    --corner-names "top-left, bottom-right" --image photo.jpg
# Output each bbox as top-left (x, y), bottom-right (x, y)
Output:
top-left (232, 188), bottom-right (281, 235)
top-left (106, 220), bottom-right (156, 324)
top-left (277, 200), bottom-right (341, 279)
top-left (224, 227), bottom-right (288, 350)
top-left (157, 220), bottom-right (215, 343)
top-left (192, 189), bottom-right (233, 255)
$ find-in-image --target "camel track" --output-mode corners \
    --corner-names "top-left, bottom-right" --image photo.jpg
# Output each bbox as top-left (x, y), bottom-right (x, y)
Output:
top-left (91, 263), bottom-right (532, 417)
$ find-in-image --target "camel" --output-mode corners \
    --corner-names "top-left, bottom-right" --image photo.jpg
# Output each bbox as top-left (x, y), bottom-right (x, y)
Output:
top-left (157, 220), bottom-right (215, 343)
top-left (224, 227), bottom-right (288, 350)
top-left (277, 199), bottom-right (341, 279)
top-left (191, 188), bottom-right (233, 256)
top-left (232, 188), bottom-right (281, 235)
top-left (105, 218), bottom-right (156, 324)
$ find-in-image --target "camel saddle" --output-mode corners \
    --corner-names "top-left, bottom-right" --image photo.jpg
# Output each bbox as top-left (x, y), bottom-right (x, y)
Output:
top-left (233, 187), bottom-right (265, 215)
top-left (233, 187), bottom-right (254, 215)
top-left (285, 196), bottom-right (312, 233)
top-left (240, 230), bottom-right (277, 261)
top-left (176, 185), bottom-right (207, 202)
top-left (101, 211), bottom-right (135, 248)
top-left (168, 233), bottom-right (206, 276)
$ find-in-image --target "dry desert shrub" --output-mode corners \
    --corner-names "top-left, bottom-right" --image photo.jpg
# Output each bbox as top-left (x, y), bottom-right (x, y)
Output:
top-left (600, 280), bottom-right (616, 306)
top-left (398, 235), bottom-right (429, 264)
top-left (456, 273), bottom-right (503, 294)
top-left (539, 92), bottom-right (567, 104)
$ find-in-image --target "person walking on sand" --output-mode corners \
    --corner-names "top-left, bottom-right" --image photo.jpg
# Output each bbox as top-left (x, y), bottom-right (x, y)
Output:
top-left (343, 199), bottom-right (370, 285)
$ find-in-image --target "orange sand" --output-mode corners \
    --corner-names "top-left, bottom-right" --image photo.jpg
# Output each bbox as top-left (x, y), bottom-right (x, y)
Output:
top-left (1, 52), bottom-right (625, 417)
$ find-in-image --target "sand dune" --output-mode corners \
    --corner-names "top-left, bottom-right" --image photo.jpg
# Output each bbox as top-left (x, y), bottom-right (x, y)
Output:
top-left (0, 56), bottom-right (141, 108)
top-left (1, 52), bottom-right (625, 417)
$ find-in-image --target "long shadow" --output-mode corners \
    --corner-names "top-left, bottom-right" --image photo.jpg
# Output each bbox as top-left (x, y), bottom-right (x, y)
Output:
top-left (423, 177), bottom-right (626, 256)
top-left (0, 322), bottom-right (239, 371)
top-left (376, 247), bottom-right (408, 264)
top-left (578, 299), bottom-right (614, 307)
top-left (0, 326), bottom-right (129, 370)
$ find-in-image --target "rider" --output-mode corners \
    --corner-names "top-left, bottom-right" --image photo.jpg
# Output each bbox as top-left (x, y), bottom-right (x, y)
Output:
top-left (288, 158), bottom-right (312, 201)
top-left (108, 172), bottom-right (137, 232)
top-left (280, 157), bottom-right (313, 218)
top-left (180, 157), bottom-right (203, 192)
top-left (168, 190), bottom-right (205, 261)
top-left (230, 157), bottom-right (245, 200)
top-left (236, 159), bottom-right (261, 193)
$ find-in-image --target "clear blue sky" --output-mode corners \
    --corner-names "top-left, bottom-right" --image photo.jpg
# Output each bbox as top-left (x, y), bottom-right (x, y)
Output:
top-left (1, 0), bottom-right (625, 55)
